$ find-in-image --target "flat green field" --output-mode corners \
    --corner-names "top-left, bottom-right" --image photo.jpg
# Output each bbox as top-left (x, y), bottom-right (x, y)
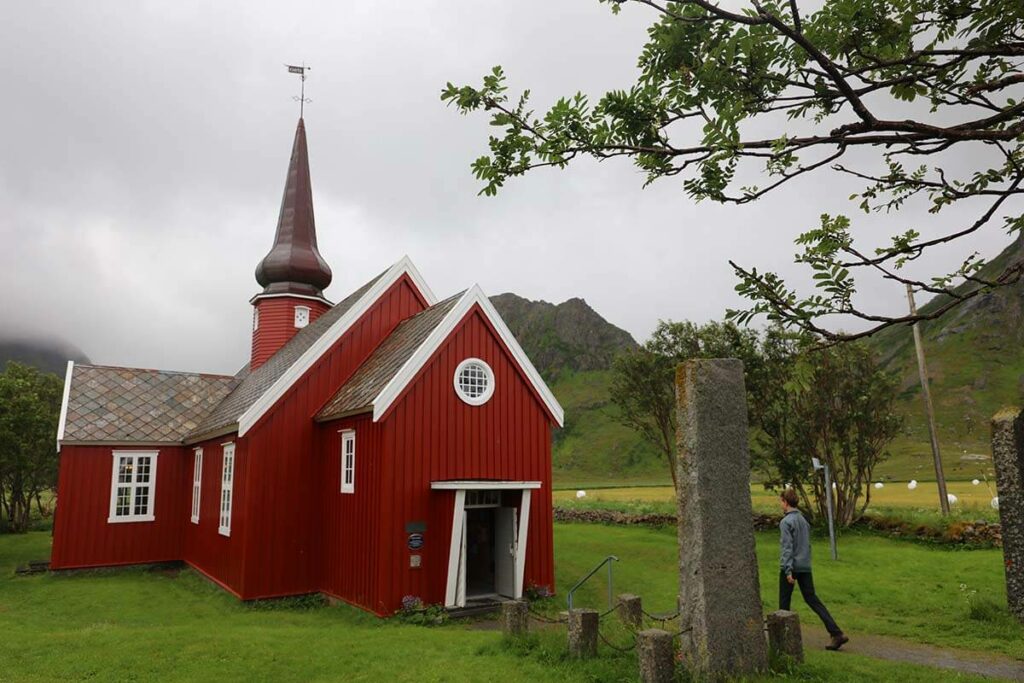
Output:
top-left (554, 480), bottom-right (1001, 514)
top-left (1, 526), bottom-right (1018, 681)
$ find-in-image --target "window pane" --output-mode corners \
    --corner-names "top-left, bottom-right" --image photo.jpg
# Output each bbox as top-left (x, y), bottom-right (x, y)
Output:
top-left (133, 486), bottom-right (149, 516)
top-left (116, 486), bottom-right (132, 516)
top-left (118, 457), bottom-right (133, 483)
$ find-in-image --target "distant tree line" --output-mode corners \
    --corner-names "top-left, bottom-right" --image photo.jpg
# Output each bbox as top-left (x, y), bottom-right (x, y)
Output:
top-left (0, 362), bottom-right (62, 533)
top-left (610, 321), bottom-right (902, 526)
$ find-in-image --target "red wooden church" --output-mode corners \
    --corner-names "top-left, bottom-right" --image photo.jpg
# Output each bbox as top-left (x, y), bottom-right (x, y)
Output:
top-left (52, 118), bottom-right (564, 615)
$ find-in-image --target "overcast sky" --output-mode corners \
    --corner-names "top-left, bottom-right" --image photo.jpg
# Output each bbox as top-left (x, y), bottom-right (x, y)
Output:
top-left (1, 1), bottom-right (1014, 374)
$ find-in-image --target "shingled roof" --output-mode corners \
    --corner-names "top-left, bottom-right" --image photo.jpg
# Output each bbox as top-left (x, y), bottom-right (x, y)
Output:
top-left (61, 365), bottom-right (239, 444)
top-left (187, 269), bottom-right (387, 439)
top-left (316, 292), bottom-right (463, 421)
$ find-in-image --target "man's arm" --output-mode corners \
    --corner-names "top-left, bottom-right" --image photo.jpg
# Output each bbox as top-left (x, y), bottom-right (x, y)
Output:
top-left (780, 520), bottom-right (795, 577)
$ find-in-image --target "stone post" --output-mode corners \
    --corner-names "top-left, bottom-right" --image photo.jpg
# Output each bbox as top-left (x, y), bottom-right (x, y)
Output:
top-left (992, 408), bottom-right (1024, 623)
top-left (567, 608), bottom-right (599, 658)
top-left (617, 593), bottom-right (643, 629)
top-left (501, 600), bottom-right (529, 637)
top-left (675, 359), bottom-right (768, 676)
top-left (766, 610), bottom-right (803, 663)
top-left (637, 629), bottom-right (675, 683)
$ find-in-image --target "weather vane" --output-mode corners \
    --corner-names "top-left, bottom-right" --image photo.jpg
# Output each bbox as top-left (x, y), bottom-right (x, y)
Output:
top-left (286, 63), bottom-right (311, 117)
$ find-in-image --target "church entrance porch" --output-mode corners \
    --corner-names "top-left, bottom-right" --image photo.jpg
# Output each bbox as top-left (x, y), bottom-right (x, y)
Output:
top-left (431, 480), bottom-right (540, 608)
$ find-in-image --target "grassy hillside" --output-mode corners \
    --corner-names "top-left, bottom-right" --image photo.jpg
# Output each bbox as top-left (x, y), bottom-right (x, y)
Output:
top-left (490, 294), bottom-right (668, 486)
top-left (549, 370), bottom-right (665, 486)
top-left (869, 235), bottom-right (1024, 482)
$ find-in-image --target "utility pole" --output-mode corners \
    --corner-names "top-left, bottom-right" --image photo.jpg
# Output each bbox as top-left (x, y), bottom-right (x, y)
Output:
top-left (906, 284), bottom-right (950, 515)
top-left (813, 458), bottom-right (838, 560)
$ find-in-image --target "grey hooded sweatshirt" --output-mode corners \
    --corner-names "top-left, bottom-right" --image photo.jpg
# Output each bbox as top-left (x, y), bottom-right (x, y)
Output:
top-left (779, 509), bottom-right (812, 575)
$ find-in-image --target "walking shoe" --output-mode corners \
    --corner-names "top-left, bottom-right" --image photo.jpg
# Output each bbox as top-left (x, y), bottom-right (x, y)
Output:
top-left (825, 633), bottom-right (849, 651)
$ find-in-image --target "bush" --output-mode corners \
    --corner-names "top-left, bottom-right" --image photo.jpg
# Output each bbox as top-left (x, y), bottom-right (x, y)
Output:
top-left (960, 584), bottom-right (1006, 623)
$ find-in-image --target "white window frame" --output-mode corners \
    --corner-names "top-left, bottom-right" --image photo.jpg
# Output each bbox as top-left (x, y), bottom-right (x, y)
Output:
top-left (107, 450), bottom-right (159, 523)
top-left (218, 442), bottom-right (235, 537)
top-left (190, 447), bottom-right (203, 524)
top-left (253, 308), bottom-right (259, 332)
top-left (340, 430), bottom-right (355, 494)
top-left (294, 305), bottom-right (311, 329)
top-left (453, 357), bottom-right (495, 406)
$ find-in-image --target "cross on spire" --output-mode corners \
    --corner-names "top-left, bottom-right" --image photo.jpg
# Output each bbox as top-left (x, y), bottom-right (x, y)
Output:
top-left (286, 63), bottom-right (311, 117)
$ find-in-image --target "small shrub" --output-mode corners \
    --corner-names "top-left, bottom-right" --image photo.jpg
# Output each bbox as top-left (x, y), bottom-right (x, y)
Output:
top-left (960, 583), bottom-right (1005, 622)
top-left (524, 583), bottom-right (552, 602)
top-left (395, 595), bottom-right (448, 626)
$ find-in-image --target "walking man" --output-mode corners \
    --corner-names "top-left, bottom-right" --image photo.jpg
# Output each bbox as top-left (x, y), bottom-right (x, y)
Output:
top-left (779, 488), bottom-right (849, 651)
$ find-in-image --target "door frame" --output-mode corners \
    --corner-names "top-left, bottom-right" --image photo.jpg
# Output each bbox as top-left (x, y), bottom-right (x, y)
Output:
top-left (431, 480), bottom-right (540, 608)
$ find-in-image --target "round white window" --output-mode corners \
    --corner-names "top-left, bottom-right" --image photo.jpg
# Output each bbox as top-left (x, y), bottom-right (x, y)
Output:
top-left (454, 358), bottom-right (495, 406)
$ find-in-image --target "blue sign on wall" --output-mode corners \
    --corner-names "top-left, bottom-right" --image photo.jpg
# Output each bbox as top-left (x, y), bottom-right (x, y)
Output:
top-left (407, 533), bottom-right (424, 550)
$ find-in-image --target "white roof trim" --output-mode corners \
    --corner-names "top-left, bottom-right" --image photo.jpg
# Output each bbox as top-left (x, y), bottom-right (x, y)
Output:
top-left (431, 480), bottom-right (542, 490)
top-left (56, 360), bottom-right (74, 453)
top-left (237, 256), bottom-right (437, 436)
top-left (371, 285), bottom-right (564, 427)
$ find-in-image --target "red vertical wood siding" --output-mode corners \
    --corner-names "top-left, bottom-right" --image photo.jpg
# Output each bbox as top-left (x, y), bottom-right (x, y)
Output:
top-left (51, 445), bottom-right (187, 569)
top-left (251, 296), bottom-right (330, 370)
top-left (369, 306), bottom-right (555, 614)
top-left (240, 276), bottom-right (429, 599)
top-left (317, 413), bottom-right (387, 612)
top-left (181, 435), bottom-right (249, 596)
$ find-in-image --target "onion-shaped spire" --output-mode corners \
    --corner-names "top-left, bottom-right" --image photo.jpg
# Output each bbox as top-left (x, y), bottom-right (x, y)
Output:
top-left (255, 118), bottom-right (333, 298)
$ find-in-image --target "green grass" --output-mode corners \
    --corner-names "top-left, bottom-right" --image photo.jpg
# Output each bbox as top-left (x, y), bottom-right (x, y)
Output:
top-left (554, 523), bottom-right (1023, 660)
top-left (1, 526), bottom-right (1018, 681)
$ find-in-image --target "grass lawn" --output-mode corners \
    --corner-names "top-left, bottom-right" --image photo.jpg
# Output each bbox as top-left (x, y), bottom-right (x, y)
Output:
top-left (1, 527), bottom-right (1017, 681)
top-left (553, 482), bottom-right (1002, 520)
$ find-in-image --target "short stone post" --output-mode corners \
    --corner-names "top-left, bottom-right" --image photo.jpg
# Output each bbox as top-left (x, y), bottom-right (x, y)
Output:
top-left (992, 408), bottom-right (1024, 623)
top-left (637, 629), bottom-right (675, 683)
top-left (567, 608), bottom-right (599, 658)
top-left (675, 359), bottom-right (768, 676)
top-left (501, 600), bottom-right (529, 637)
top-left (617, 593), bottom-right (642, 629)
top-left (766, 610), bottom-right (804, 663)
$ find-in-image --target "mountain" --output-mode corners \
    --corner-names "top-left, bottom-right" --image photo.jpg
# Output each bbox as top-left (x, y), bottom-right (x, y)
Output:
top-left (491, 294), bottom-right (666, 484)
top-left (489, 294), bottom-right (638, 381)
top-left (0, 337), bottom-right (90, 376)
top-left (869, 234), bottom-right (1024, 480)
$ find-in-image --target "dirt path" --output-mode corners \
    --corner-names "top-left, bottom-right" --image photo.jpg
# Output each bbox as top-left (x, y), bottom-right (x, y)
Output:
top-left (801, 626), bottom-right (1024, 681)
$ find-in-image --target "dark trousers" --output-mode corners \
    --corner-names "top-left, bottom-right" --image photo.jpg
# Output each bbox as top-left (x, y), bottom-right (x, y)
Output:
top-left (779, 570), bottom-right (841, 636)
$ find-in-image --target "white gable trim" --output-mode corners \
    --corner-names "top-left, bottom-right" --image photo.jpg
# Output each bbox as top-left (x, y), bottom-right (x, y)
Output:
top-left (371, 285), bottom-right (564, 427)
top-left (237, 256), bottom-right (437, 437)
top-left (56, 360), bottom-right (74, 453)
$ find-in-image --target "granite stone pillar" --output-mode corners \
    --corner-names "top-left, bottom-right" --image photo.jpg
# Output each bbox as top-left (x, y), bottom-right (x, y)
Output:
top-left (617, 593), bottom-right (643, 629)
top-left (766, 610), bottom-right (804, 663)
top-left (992, 408), bottom-right (1024, 623)
top-left (501, 600), bottom-right (529, 637)
top-left (567, 608), bottom-right (599, 658)
top-left (675, 359), bottom-right (768, 676)
top-left (637, 629), bottom-right (675, 683)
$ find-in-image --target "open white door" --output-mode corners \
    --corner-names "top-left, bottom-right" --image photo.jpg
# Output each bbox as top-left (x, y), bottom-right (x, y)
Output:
top-left (494, 507), bottom-right (517, 598)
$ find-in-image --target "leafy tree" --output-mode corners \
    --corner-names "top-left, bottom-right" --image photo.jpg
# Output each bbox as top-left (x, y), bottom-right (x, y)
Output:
top-left (444, 0), bottom-right (1024, 340)
top-left (0, 362), bottom-right (62, 533)
top-left (769, 341), bottom-right (904, 525)
top-left (612, 322), bottom-right (901, 524)
top-left (610, 320), bottom-right (763, 490)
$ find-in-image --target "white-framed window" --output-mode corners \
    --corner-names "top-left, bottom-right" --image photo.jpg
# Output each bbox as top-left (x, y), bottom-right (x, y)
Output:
top-left (253, 308), bottom-right (259, 332)
top-left (340, 430), bottom-right (355, 494)
top-left (453, 358), bottom-right (495, 406)
top-left (294, 305), bottom-right (310, 328)
top-left (191, 447), bottom-right (203, 524)
top-left (107, 450), bottom-right (159, 523)
top-left (218, 442), bottom-right (235, 536)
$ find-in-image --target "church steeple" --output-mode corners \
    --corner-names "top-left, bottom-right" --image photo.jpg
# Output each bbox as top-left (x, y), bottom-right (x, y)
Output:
top-left (254, 118), bottom-right (333, 299)
top-left (249, 118), bottom-right (334, 371)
